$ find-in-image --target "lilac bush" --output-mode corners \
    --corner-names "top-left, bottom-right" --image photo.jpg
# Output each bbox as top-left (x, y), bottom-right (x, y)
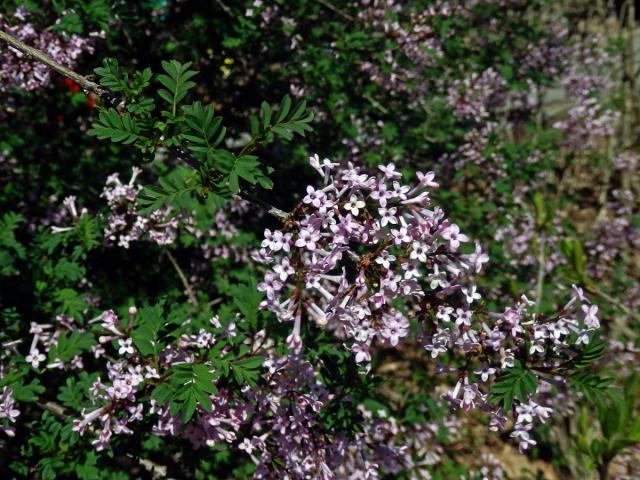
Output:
top-left (0, 1), bottom-right (639, 479)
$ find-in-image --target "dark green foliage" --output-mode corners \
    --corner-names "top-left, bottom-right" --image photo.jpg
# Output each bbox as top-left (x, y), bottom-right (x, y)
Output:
top-left (490, 361), bottom-right (539, 410)
top-left (89, 109), bottom-right (142, 145)
top-left (0, 213), bottom-right (25, 275)
top-left (157, 60), bottom-right (198, 116)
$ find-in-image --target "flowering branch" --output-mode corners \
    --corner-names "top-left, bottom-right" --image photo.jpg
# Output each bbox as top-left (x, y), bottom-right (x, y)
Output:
top-left (0, 27), bottom-right (312, 232)
top-left (35, 400), bottom-right (175, 477)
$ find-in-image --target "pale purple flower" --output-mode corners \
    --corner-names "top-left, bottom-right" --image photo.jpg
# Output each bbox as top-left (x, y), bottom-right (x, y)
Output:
top-left (25, 348), bottom-right (46, 368)
top-left (344, 194), bottom-right (366, 216)
top-left (118, 338), bottom-right (135, 355)
top-left (442, 224), bottom-right (469, 250)
top-left (581, 304), bottom-right (599, 329)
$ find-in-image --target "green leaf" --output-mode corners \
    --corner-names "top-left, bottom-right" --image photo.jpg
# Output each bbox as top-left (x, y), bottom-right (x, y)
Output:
top-left (76, 453), bottom-right (100, 480)
top-left (532, 191), bottom-right (547, 228)
top-left (151, 383), bottom-right (173, 405)
top-left (234, 356), bottom-right (264, 370)
top-left (251, 95), bottom-right (314, 143)
top-left (236, 155), bottom-right (260, 183)
top-left (51, 12), bottom-right (83, 34)
top-left (157, 60), bottom-right (198, 115)
top-left (94, 58), bottom-right (129, 93)
top-left (570, 371), bottom-right (619, 409)
top-left (260, 101), bottom-right (271, 130)
top-left (490, 361), bottom-right (538, 410)
top-left (0, 212), bottom-right (25, 275)
top-left (138, 166), bottom-right (197, 213)
top-left (231, 279), bottom-right (263, 328)
top-left (182, 390), bottom-right (197, 422)
top-left (131, 304), bottom-right (165, 358)
top-left (53, 288), bottom-right (86, 319)
top-left (57, 373), bottom-right (98, 411)
top-left (163, 363), bottom-right (219, 422)
top-left (52, 259), bottom-right (85, 283)
top-left (275, 95), bottom-right (292, 123)
top-left (571, 336), bottom-right (606, 369)
top-left (181, 101), bottom-right (226, 162)
top-left (11, 378), bottom-right (45, 402)
top-left (231, 355), bottom-right (264, 386)
top-left (88, 109), bottom-right (141, 144)
top-left (560, 237), bottom-right (589, 283)
top-left (48, 331), bottom-right (94, 363)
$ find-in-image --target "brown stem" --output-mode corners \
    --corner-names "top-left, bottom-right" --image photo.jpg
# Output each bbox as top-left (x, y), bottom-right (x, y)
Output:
top-left (0, 28), bottom-right (110, 100)
top-left (598, 459), bottom-right (610, 480)
top-left (164, 250), bottom-right (199, 308)
top-left (238, 190), bottom-right (288, 220)
top-left (315, 0), bottom-right (356, 22)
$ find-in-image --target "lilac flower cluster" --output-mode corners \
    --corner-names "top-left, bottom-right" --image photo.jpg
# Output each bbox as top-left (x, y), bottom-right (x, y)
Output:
top-left (58, 308), bottom-right (461, 479)
top-left (553, 98), bottom-right (619, 152)
top-left (190, 197), bottom-right (256, 265)
top-left (358, 0), bottom-right (447, 97)
top-left (553, 37), bottom-right (619, 152)
top-left (439, 286), bottom-right (599, 453)
top-left (440, 122), bottom-right (507, 176)
top-left (495, 212), bottom-right (565, 275)
top-left (584, 155), bottom-right (639, 282)
top-left (341, 117), bottom-right (385, 164)
top-left (255, 156), bottom-right (601, 453)
top-left (73, 310), bottom-right (244, 451)
top-left (256, 155), bottom-right (484, 366)
top-left (0, 7), bottom-right (98, 92)
top-left (0, 387), bottom-right (20, 437)
top-left (517, 23), bottom-right (570, 78)
top-left (101, 168), bottom-right (179, 248)
top-left (447, 68), bottom-right (507, 122)
top-left (244, 0), bottom-right (280, 28)
top-left (509, 398), bottom-right (553, 452)
top-left (24, 316), bottom-right (87, 371)
top-left (334, 405), bottom-right (463, 479)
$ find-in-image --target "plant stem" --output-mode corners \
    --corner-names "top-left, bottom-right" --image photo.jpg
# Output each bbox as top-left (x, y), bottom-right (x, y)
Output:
top-left (238, 190), bottom-right (288, 220)
top-left (535, 234), bottom-right (546, 312)
top-left (597, 459), bottom-right (610, 480)
top-left (164, 250), bottom-right (199, 308)
top-left (316, 0), bottom-right (356, 22)
top-left (591, 284), bottom-right (639, 322)
top-left (0, 28), bottom-right (110, 100)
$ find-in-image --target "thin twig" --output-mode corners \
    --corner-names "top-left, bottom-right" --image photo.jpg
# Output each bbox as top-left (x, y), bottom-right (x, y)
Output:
top-left (0, 28), bottom-right (110, 100)
top-left (164, 250), bottom-right (199, 308)
top-left (36, 401), bottom-right (69, 421)
top-left (363, 93), bottom-right (390, 114)
top-left (238, 190), bottom-right (288, 220)
top-left (535, 234), bottom-right (546, 312)
top-left (316, 0), bottom-right (356, 22)
top-left (591, 285), bottom-right (640, 322)
top-left (214, 0), bottom-right (233, 16)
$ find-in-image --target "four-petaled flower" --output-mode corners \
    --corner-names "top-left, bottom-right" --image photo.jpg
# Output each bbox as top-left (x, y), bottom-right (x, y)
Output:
top-left (344, 194), bottom-right (366, 216)
top-left (118, 338), bottom-right (135, 355)
top-left (25, 349), bottom-right (46, 368)
top-left (581, 304), bottom-right (599, 329)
